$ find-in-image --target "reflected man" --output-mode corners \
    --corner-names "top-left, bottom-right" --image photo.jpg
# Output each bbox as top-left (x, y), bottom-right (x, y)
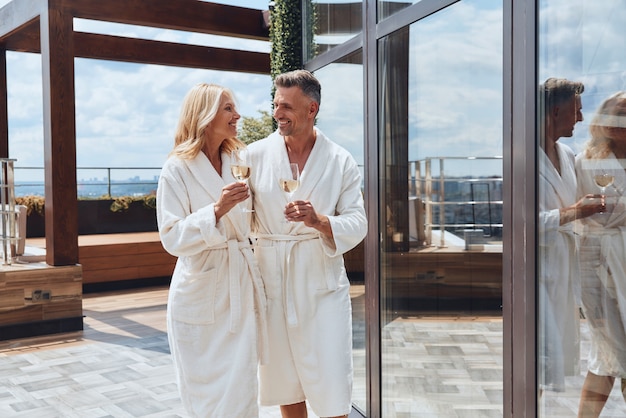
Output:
top-left (538, 78), bottom-right (603, 394)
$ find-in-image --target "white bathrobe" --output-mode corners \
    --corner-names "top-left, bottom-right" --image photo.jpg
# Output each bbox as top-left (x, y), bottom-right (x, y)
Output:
top-left (248, 128), bottom-right (367, 417)
top-left (538, 142), bottom-right (581, 392)
top-left (576, 152), bottom-right (626, 378)
top-left (157, 151), bottom-right (267, 418)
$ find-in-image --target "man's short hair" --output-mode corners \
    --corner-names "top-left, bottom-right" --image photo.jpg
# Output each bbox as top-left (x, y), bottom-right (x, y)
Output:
top-left (275, 69), bottom-right (321, 106)
top-left (542, 77), bottom-right (584, 110)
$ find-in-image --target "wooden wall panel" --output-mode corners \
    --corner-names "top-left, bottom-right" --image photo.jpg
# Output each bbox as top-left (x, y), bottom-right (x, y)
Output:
top-left (0, 264), bottom-right (82, 327)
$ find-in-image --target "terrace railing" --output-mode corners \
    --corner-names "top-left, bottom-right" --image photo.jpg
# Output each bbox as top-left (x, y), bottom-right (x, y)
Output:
top-left (410, 156), bottom-right (503, 248)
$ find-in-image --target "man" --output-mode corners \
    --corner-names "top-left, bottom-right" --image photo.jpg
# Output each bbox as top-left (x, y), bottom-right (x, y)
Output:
top-left (248, 69), bottom-right (367, 418)
top-left (538, 78), bottom-right (603, 395)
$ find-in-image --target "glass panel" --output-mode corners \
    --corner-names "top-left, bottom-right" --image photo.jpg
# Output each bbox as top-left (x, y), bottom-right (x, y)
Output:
top-left (306, 1), bottom-right (362, 60)
top-left (378, 0), bottom-right (503, 415)
top-left (538, 1), bottom-right (626, 416)
top-left (314, 50), bottom-right (366, 414)
top-left (378, 0), bottom-right (422, 21)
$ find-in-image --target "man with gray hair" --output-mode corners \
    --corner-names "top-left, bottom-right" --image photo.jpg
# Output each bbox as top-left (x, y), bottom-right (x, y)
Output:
top-left (249, 69), bottom-right (367, 418)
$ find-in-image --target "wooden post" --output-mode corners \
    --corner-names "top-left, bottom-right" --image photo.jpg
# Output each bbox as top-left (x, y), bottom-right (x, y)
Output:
top-left (41, 0), bottom-right (78, 265)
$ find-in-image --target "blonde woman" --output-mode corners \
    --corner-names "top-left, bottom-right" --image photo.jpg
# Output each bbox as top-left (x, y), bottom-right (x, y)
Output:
top-left (576, 91), bottom-right (626, 417)
top-left (157, 83), bottom-right (267, 417)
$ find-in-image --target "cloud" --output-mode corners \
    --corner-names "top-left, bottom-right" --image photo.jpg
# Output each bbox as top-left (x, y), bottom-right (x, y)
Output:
top-left (402, 0), bottom-right (503, 170)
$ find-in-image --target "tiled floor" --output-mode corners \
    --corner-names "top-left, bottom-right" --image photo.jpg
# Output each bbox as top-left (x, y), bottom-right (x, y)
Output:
top-left (0, 286), bottom-right (289, 418)
top-left (2, 286), bottom-right (626, 417)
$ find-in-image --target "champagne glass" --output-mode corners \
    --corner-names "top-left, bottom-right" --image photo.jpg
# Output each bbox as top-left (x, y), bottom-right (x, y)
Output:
top-left (279, 162), bottom-right (300, 222)
top-left (230, 148), bottom-right (253, 212)
top-left (594, 172), bottom-right (615, 210)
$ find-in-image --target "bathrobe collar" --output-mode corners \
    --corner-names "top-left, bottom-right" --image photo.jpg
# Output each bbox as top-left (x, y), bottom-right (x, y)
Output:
top-left (187, 151), bottom-right (248, 238)
top-left (267, 127), bottom-right (328, 202)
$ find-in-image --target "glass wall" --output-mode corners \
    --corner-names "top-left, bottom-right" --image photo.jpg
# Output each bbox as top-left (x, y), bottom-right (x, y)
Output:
top-left (537, 1), bottom-right (626, 416)
top-left (314, 50), bottom-right (366, 414)
top-left (378, 0), bottom-right (503, 415)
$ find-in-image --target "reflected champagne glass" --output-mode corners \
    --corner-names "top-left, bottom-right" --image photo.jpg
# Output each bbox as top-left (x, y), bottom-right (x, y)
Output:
top-left (594, 172), bottom-right (615, 209)
top-left (230, 148), bottom-right (253, 212)
top-left (279, 162), bottom-right (300, 222)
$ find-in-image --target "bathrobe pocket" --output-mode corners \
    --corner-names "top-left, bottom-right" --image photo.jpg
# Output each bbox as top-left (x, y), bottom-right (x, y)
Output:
top-left (170, 269), bottom-right (217, 324)
top-left (320, 254), bottom-right (346, 292)
top-left (255, 246), bottom-right (281, 300)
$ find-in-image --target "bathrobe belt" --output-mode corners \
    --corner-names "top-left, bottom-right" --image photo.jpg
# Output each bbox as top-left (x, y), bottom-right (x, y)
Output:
top-left (597, 227), bottom-right (626, 300)
top-left (256, 233), bottom-right (319, 327)
top-left (211, 239), bottom-right (269, 363)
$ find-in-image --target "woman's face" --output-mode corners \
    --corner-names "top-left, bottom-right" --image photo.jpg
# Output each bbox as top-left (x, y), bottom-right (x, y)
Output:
top-left (208, 93), bottom-right (240, 143)
top-left (605, 100), bottom-right (626, 143)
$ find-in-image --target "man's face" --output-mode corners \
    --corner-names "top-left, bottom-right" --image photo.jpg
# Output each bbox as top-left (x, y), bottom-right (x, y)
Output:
top-left (273, 86), bottom-right (316, 138)
top-left (554, 94), bottom-right (583, 139)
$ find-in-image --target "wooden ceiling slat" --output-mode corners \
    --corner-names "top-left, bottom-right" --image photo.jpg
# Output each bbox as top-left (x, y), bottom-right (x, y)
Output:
top-left (75, 32), bottom-right (270, 74)
top-left (64, 0), bottom-right (269, 41)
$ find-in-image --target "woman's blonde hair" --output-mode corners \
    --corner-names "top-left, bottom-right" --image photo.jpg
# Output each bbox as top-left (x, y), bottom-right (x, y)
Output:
top-left (584, 91), bottom-right (626, 159)
top-left (171, 83), bottom-right (244, 159)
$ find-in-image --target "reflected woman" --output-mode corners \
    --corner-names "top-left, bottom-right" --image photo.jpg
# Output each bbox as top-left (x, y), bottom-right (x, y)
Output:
top-left (575, 91), bottom-right (626, 417)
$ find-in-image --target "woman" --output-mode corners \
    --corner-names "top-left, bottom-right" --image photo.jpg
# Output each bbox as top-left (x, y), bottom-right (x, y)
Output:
top-left (575, 91), bottom-right (626, 417)
top-left (157, 83), bottom-right (267, 418)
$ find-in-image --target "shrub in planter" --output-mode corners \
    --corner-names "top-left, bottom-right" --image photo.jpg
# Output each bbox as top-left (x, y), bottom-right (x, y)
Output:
top-left (16, 195), bottom-right (158, 238)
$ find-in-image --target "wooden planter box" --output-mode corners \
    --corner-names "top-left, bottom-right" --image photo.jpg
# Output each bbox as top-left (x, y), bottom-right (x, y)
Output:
top-left (25, 199), bottom-right (157, 238)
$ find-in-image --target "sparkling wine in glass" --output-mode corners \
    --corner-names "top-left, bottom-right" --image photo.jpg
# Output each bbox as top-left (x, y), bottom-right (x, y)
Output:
top-left (279, 163), bottom-right (300, 222)
top-left (594, 173), bottom-right (614, 192)
top-left (594, 173), bottom-right (615, 211)
top-left (230, 148), bottom-right (253, 212)
top-left (279, 163), bottom-right (300, 196)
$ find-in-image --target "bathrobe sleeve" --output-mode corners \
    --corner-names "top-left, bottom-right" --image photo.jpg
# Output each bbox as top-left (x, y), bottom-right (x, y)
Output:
top-left (320, 147), bottom-right (367, 256)
top-left (157, 155), bottom-right (228, 257)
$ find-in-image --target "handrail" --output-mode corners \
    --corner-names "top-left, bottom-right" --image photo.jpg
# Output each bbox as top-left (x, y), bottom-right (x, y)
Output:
top-left (14, 166), bottom-right (161, 197)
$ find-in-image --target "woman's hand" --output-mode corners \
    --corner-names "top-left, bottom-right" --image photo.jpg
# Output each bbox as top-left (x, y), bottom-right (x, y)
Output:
top-left (214, 182), bottom-right (249, 221)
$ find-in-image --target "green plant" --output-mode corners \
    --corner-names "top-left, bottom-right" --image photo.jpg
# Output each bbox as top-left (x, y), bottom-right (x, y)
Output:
top-left (15, 195), bottom-right (45, 216)
top-left (16, 194), bottom-right (157, 215)
top-left (238, 110), bottom-right (275, 144)
top-left (270, 0), bottom-right (303, 79)
top-left (110, 195), bottom-right (157, 212)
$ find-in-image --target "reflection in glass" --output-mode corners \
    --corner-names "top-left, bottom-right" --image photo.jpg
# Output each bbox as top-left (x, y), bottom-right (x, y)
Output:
top-left (378, 0), bottom-right (503, 415)
top-left (314, 50), bottom-right (365, 413)
top-left (538, 0), bottom-right (626, 416)
top-left (306, 1), bottom-right (363, 60)
top-left (537, 78), bottom-right (585, 401)
top-left (378, 0), bottom-right (422, 21)
top-left (576, 93), bottom-right (626, 418)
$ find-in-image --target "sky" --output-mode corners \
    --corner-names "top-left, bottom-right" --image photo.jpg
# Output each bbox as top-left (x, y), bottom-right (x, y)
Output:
top-left (0, 0), bottom-right (273, 181)
top-left (5, 0), bottom-right (624, 183)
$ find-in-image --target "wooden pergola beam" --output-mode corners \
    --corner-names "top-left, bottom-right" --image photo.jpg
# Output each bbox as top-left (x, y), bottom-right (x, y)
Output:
top-left (64, 0), bottom-right (269, 40)
top-left (4, 30), bottom-right (270, 74)
top-left (75, 33), bottom-right (270, 74)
